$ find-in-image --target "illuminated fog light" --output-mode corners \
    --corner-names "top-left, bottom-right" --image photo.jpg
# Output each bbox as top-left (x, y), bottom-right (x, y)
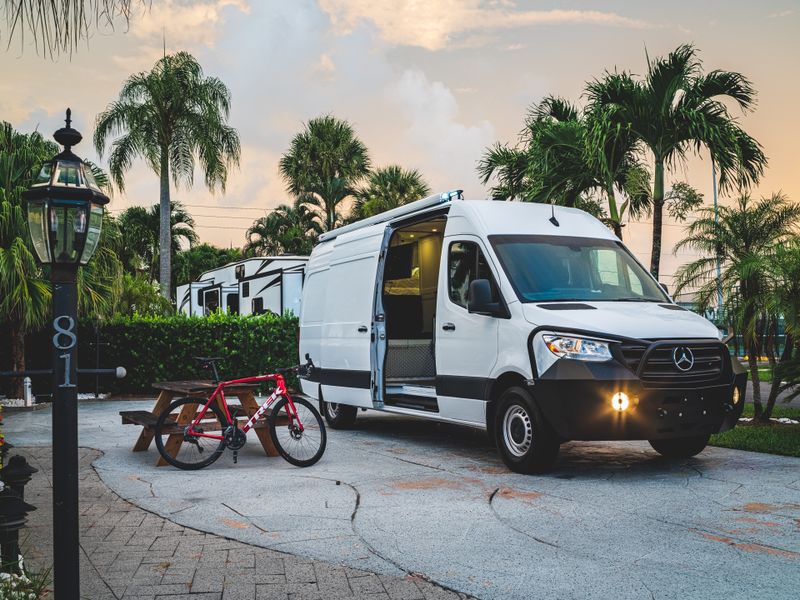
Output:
top-left (732, 387), bottom-right (741, 405)
top-left (611, 392), bottom-right (630, 412)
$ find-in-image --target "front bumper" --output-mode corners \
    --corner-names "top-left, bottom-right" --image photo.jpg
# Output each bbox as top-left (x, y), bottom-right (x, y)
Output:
top-left (529, 358), bottom-right (747, 441)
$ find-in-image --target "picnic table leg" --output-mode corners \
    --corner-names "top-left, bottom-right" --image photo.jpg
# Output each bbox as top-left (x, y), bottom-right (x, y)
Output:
top-left (157, 400), bottom-right (199, 467)
top-left (238, 392), bottom-right (280, 457)
top-left (133, 390), bottom-right (174, 452)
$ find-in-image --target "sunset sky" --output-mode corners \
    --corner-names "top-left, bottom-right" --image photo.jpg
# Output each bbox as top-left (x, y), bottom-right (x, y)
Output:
top-left (2, 1), bottom-right (798, 287)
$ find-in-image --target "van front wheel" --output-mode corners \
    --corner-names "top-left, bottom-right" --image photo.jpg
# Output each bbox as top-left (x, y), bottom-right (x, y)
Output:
top-left (649, 434), bottom-right (710, 458)
top-left (321, 400), bottom-right (358, 429)
top-left (494, 387), bottom-right (559, 474)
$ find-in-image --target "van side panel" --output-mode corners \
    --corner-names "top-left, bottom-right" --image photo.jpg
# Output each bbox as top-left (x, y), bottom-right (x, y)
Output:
top-left (317, 227), bottom-right (384, 408)
top-left (299, 246), bottom-right (333, 400)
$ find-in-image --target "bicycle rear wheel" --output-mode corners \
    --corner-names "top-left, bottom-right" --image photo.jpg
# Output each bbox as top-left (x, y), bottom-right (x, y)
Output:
top-left (154, 397), bottom-right (229, 470)
top-left (269, 397), bottom-right (327, 467)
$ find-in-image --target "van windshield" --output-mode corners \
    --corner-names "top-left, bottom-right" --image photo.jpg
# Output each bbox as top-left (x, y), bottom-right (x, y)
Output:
top-left (489, 235), bottom-right (668, 303)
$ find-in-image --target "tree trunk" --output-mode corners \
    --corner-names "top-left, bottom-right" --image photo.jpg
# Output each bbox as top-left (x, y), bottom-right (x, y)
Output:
top-left (159, 149), bottom-right (171, 299)
top-left (607, 189), bottom-right (622, 240)
top-left (650, 159), bottom-right (665, 279)
top-left (8, 321), bottom-right (25, 399)
top-left (763, 332), bottom-right (793, 421)
top-left (749, 339), bottom-right (763, 417)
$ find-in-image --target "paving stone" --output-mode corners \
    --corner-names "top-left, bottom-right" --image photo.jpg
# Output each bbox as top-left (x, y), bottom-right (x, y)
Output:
top-left (17, 447), bottom-right (470, 600)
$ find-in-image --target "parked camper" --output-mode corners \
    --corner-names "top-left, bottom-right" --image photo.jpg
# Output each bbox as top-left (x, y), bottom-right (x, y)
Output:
top-left (298, 191), bottom-right (746, 473)
top-left (176, 256), bottom-right (307, 317)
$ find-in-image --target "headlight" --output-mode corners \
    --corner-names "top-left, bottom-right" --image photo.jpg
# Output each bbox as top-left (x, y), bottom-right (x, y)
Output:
top-left (542, 334), bottom-right (612, 362)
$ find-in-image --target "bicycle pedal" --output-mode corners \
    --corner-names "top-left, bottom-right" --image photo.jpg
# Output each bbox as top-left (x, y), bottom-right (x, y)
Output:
top-left (233, 450), bottom-right (238, 464)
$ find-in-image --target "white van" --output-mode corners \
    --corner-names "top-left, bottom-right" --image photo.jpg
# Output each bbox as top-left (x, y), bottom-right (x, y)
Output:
top-left (298, 192), bottom-right (746, 473)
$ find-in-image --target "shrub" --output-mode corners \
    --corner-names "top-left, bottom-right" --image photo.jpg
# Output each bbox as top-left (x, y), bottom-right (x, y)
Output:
top-left (78, 312), bottom-right (299, 395)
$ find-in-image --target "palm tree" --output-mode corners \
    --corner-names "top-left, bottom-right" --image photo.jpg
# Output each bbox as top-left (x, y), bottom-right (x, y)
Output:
top-left (674, 193), bottom-right (800, 416)
top-left (2, 0), bottom-right (136, 56)
top-left (0, 121), bottom-right (122, 397)
top-left (0, 123), bottom-right (53, 398)
top-left (352, 165), bottom-right (430, 220)
top-left (117, 202), bottom-right (198, 283)
top-left (279, 115), bottom-right (370, 231)
top-left (479, 96), bottom-right (649, 238)
top-left (94, 51), bottom-right (240, 298)
top-left (245, 201), bottom-right (321, 256)
top-left (587, 44), bottom-right (767, 277)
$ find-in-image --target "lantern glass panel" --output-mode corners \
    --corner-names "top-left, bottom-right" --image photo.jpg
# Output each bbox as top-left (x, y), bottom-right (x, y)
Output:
top-left (49, 201), bottom-right (88, 263)
top-left (26, 199), bottom-right (51, 263)
top-left (79, 204), bottom-right (104, 264)
top-left (55, 161), bottom-right (84, 187)
top-left (33, 163), bottom-right (53, 186)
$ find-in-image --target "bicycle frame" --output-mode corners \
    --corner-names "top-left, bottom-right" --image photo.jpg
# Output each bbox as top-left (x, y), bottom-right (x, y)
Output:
top-left (185, 373), bottom-right (303, 440)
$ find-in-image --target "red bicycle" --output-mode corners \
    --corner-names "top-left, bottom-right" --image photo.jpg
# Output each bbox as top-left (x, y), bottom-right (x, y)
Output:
top-left (154, 357), bottom-right (326, 470)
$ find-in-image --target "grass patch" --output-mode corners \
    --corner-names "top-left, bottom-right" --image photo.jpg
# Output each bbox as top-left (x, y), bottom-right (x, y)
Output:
top-left (709, 403), bottom-right (800, 457)
top-left (756, 366), bottom-right (773, 383)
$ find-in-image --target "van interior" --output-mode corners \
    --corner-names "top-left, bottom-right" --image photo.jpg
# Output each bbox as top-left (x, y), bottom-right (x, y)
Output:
top-left (380, 217), bottom-right (446, 409)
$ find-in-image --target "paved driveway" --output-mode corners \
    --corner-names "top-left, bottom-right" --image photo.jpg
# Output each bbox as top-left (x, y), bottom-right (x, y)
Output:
top-left (6, 400), bottom-right (799, 600)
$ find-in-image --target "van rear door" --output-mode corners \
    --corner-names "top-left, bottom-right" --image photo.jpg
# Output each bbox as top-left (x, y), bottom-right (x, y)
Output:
top-left (319, 227), bottom-right (383, 408)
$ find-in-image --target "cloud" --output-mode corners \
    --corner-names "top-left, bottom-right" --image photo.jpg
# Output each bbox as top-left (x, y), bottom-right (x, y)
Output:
top-left (767, 9), bottom-right (794, 18)
top-left (129, 0), bottom-right (249, 48)
top-left (319, 0), bottom-right (651, 51)
top-left (387, 69), bottom-right (495, 194)
top-left (314, 53), bottom-right (337, 80)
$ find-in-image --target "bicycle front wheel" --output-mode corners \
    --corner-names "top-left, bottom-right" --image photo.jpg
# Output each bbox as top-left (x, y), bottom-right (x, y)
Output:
top-left (269, 397), bottom-right (327, 467)
top-left (154, 397), bottom-right (229, 470)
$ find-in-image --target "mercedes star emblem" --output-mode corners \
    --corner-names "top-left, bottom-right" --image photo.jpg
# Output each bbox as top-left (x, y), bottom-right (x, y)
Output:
top-left (673, 346), bottom-right (695, 371)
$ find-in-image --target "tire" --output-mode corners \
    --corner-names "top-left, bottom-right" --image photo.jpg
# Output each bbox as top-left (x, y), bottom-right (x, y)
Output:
top-left (270, 397), bottom-right (327, 467)
top-left (494, 386), bottom-right (559, 474)
top-left (321, 400), bottom-right (358, 429)
top-left (649, 434), bottom-right (710, 458)
top-left (154, 397), bottom-right (229, 470)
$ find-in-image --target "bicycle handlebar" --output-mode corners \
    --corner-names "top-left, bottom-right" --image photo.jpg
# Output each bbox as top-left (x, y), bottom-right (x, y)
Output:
top-left (275, 355), bottom-right (315, 378)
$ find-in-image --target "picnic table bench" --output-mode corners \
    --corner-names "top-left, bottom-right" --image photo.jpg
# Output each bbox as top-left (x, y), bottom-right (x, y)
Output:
top-left (121, 380), bottom-right (282, 466)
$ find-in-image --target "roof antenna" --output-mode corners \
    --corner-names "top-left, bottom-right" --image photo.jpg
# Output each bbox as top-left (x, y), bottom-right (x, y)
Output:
top-left (549, 203), bottom-right (560, 227)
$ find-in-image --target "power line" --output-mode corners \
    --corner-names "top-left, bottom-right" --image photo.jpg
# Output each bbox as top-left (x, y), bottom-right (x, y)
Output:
top-left (193, 224), bottom-right (250, 230)
top-left (191, 213), bottom-right (259, 221)
top-left (183, 204), bottom-right (274, 211)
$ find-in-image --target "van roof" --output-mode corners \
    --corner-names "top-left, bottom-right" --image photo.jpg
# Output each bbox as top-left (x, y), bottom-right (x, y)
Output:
top-left (318, 193), bottom-right (616, 243)
top-left (453, 200), bottom-right (616, 240)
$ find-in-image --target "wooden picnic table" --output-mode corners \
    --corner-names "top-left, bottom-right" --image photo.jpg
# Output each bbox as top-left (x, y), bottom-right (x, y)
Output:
top-left (120, 380), bottom-right (280, 466)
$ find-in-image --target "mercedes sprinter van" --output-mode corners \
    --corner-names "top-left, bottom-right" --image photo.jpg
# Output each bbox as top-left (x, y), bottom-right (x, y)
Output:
top-left (298, 191), bottom-right (746, 473)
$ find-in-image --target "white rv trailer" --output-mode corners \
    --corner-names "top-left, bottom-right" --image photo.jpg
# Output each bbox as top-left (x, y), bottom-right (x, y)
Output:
top-left (176, 256), bottom-right (307, 317)
top-left (298, 191), bottom-right (746, 473)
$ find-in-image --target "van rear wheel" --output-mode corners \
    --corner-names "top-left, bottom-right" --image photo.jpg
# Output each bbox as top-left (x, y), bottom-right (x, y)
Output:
top-left (321, 400), bottom-right (358, 429)
top-left (494, 386), bottom-right (559, 474)
top-left (649, 434), bottom-right (710, 458)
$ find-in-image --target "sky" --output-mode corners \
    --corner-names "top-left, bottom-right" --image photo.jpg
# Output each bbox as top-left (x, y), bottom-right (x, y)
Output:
top-left (1, 0), bottom-right (798, 287)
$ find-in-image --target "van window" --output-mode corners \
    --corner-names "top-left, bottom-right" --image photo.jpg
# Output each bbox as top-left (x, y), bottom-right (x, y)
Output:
top-left (242, 282), bottom-right (250, 298)
top-left (448, 242), bottom-right (498, 308)
top-left (489, 235), bottom-right (667, 303)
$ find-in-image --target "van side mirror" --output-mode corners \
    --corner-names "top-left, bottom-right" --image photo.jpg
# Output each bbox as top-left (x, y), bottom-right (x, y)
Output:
top-left (659, 282), bottom-right (669, 295)
top-left (468, 279), bottom-right (502, 317)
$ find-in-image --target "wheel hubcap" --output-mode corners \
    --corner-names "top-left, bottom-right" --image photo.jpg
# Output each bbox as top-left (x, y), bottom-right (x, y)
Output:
top-left (327, 402), bottom-right (340, 418)
top-left (503, 405), bottom-right (533, 457)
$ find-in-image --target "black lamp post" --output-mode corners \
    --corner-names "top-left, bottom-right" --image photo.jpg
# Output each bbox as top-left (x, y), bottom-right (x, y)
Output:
top-left (21, 109), bottom-right (110, 599)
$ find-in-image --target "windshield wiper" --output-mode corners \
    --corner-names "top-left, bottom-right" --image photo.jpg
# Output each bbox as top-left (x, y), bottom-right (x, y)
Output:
top-left (612, 297), bottom-right (659, 302)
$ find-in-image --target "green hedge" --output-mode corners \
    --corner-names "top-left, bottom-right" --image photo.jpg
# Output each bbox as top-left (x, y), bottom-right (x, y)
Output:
top-left (78, 312), bottom-right (299, 395)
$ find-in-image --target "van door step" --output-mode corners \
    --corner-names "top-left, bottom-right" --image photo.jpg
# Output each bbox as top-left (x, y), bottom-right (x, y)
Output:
top-left (385, 384), bottom-right (436, 397)
top-left (384, 394), bottom-right (439, 413)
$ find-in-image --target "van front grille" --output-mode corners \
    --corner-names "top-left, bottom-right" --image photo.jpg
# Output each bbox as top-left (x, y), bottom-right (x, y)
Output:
top-left (618, 341), bottom-right (726, 385)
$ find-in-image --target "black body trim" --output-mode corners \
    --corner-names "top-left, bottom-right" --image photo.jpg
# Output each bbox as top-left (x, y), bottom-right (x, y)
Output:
top-left (303, 368), bottom-right (371, 389)
top-left (537, 303), bottom-right (597, 310)
top-left (435, 375), bottom-right (491, 400)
